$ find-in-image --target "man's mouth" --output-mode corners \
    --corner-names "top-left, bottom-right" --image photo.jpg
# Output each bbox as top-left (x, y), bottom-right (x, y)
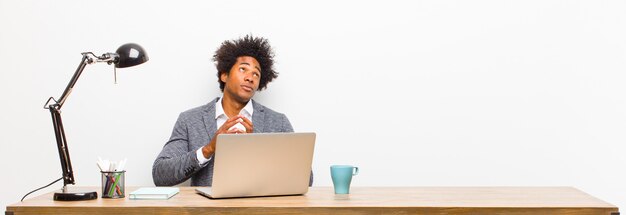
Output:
top-left (241, 85), bottom-right (254, 92)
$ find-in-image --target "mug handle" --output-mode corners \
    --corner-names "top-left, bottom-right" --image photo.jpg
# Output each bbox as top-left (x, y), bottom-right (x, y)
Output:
top-left (353, 167), bottom-right (359, 176)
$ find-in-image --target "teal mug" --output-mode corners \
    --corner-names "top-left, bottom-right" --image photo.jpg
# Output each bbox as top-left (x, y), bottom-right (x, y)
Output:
top-left (330, 165), bottom-right (359, 194)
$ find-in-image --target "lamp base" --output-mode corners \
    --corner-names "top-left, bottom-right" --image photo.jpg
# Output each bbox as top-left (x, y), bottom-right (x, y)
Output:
top-left (53, 189), bottom-right (98, 201)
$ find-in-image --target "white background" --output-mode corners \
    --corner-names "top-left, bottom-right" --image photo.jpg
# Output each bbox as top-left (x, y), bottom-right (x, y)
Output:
top-left (1, 0), bottom-right (625, 210)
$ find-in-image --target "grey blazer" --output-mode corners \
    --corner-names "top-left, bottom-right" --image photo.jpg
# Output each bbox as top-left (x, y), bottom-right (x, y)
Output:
top-left (152, 97), bottom-right (312, 186)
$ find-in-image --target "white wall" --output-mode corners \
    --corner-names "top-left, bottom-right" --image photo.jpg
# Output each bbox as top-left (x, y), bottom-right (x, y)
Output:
top-left (1, 0), bottom-right (625, 210)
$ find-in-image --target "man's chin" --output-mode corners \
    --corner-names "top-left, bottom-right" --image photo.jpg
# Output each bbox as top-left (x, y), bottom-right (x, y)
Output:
top-left (224, 90), bottom-right (253, 103)
top-left (236, 93), bottom-right (254, 103)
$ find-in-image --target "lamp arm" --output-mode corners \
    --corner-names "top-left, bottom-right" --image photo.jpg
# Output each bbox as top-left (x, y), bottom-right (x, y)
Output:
top-left (53, 53), bottom-right (90, 108)
top-left (43, 51), bottom-right (121, 189)
top-left (43, 53), bottom-right (93, 188)
top-left (48, 106), bottom-right (74, 187)
top-left (44, 52), bottom-right (119, 109)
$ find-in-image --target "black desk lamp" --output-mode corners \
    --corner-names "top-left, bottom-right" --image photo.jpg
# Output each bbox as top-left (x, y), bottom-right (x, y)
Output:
top-left (43, 43), bottom-right (148, 201)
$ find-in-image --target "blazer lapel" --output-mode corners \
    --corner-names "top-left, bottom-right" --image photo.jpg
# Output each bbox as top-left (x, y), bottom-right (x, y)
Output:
top-left (203, 97), bottom-right (220, 140)
top-left (251, 99), bottom-right (265, 133)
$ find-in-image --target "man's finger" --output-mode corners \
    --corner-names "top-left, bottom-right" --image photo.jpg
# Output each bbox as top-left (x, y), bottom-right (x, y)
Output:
top-left (240, 117), bottom-right (253, 133)
top-left (221, 117), bottom-right (243, 132)
top-left (227, 128), bottom-right (244, 134)
top-left (240, 116), bottom-right (252, 126)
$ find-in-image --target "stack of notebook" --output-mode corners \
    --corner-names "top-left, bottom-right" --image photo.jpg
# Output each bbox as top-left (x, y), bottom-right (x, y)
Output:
top-left (129, 187), bottom-right (180, 200)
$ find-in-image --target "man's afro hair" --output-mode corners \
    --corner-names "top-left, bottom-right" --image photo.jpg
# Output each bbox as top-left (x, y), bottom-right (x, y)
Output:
top-left (213, 35), bottom-right (278, 91)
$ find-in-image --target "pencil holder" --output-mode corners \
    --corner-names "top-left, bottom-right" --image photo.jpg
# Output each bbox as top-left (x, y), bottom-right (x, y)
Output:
top-left (101, 171), bottom-right (125, 198)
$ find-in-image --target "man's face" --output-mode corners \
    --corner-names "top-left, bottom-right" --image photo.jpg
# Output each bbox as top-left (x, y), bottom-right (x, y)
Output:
top-left (221, 56), bottom-right (261, 103)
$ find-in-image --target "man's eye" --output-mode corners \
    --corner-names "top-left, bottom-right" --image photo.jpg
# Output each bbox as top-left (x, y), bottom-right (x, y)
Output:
top-left (239, 68), bottom-right (245, 72)
top-left (253, 73), bottom-right (259, 77)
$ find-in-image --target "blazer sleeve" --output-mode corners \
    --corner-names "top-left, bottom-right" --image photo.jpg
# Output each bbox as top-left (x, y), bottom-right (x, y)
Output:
top-left (281, 113), bottom-right (294, 132)
top-left (152, 113), bottom-right (204, 186)
top-left (280, 113), bottom-right (314, 186)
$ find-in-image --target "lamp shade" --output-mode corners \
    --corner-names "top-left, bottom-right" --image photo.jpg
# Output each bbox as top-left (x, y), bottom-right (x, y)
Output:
top-left (115, 43), bottom-right (149, 68)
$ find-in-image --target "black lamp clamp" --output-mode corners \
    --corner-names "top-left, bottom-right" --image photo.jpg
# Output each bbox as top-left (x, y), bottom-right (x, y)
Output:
top-left (43, 43), bottom-right (148, 201)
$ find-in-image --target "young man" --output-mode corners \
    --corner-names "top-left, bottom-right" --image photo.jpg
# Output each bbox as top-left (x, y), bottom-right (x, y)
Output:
top-left (152, 35), bottom-right (312, 186)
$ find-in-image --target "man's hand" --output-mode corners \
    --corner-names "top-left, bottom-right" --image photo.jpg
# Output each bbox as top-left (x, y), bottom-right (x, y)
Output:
top-left (201, 115), bottom-right (254, 158)
top-left (239, 116), bottom-right (254, 134)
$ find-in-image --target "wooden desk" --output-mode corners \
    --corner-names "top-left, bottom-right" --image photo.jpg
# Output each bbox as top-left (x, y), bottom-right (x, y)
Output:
top-left (6, 187), bottom-right (619, 215)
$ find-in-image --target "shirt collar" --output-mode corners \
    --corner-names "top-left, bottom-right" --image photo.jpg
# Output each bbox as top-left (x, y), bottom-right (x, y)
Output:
top-left (215, 96), bottom-right (254, 119)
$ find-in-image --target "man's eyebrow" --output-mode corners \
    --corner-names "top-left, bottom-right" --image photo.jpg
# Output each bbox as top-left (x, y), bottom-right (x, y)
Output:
top-left (239, 62), bottom-right (261, 72)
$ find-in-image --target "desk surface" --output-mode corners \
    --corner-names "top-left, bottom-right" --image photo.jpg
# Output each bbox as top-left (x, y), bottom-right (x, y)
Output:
top-left (6, 186), bottom-right (619, 215)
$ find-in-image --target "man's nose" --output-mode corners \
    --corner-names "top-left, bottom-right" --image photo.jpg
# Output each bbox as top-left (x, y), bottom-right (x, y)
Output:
top-left (244, 74), bottom-right (253, 83)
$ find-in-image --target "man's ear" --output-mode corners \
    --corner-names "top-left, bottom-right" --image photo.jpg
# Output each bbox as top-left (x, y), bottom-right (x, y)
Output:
top-left (220, 71), bottom-right (228, 83)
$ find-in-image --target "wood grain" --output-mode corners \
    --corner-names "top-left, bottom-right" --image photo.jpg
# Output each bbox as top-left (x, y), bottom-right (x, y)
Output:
top-left (6, 187), bottom-right (619, 215)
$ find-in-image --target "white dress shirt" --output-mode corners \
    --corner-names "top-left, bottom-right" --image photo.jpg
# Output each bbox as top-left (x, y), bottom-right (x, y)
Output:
top-left (195, 97), bottom-right (254, 165)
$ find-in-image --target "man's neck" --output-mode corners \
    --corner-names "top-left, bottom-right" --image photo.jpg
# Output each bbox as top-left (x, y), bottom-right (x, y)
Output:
top-left (221, 95), bottom-right (248, 117)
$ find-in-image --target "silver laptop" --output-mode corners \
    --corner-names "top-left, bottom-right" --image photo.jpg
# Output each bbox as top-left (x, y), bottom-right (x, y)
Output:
top-left (196, 132), bottom-right (316, 199)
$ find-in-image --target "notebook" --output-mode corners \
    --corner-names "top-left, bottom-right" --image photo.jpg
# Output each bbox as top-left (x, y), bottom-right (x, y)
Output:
top-left (129, 187), bottom-right (179, 200)
top-left (196, 132), bottom-right (316, 199)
